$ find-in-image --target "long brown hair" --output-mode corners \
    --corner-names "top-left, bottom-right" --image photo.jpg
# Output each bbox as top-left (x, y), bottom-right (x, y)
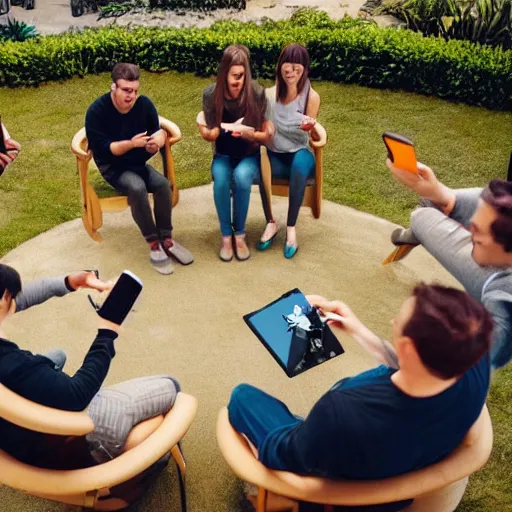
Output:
top-left (275, 43), bottom-right (310, 102)
top-left (214, 45), bottom-right (259, 128)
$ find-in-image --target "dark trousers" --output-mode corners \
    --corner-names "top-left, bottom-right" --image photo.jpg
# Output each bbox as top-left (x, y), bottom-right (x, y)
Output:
top-left (261, 148), bottom-right (315, 227)
top-left (102, 164), bottom-right (172, 243)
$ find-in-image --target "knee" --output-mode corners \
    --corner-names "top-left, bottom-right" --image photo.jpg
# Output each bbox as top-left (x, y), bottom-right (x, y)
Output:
top-left (127, 183), bottom-right (148, 203)
top-left (410, 206), bottom-right (439, 234)
top-left (234, 167), bottom-right (257, 190)
top-left (228, 383), bottom-right (256, 412)
top-left (154, 176), bottom-right (170, 194)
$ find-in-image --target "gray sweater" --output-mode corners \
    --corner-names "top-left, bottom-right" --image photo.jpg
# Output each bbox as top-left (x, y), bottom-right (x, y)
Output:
top-left (451, 188), bottom-right (512, 369)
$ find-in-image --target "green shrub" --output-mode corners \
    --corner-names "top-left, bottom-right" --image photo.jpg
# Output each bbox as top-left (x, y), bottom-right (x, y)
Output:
top-left (0, 18), bottom-right (39, 42)
top-left (0, 10), bottom-right (510, 110)
top-left (377, 0), bottom-right (512, 49)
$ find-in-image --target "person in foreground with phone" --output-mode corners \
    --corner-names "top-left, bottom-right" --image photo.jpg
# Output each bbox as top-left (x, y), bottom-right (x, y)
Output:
top-left (198, 45), bottom-right (273, 262)
top-left (257, 43), bottom-right (321, 259)
top-left (85, 63), bottom-right (193, 275)
top-left (228, 284), bottom-right (491, 511)
top-left (0, 264), bottom-right (180, 469)
top-left (387, 159), bottom-right (512, 369)
top-left (0, 122), bottom-right (21, 176)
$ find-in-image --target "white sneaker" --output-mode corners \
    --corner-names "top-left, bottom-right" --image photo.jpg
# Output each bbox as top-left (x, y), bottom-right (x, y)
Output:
top-left (150, 244), bottom-right (174, 275)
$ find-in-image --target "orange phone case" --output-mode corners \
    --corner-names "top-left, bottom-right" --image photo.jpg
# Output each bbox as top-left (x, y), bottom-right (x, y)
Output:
top-left (383, 132), bottom-right (418, 174)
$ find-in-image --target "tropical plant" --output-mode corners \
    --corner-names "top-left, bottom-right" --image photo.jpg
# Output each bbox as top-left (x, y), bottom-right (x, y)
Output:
top-left (376, 0), bottom-right (512, 48)
top-left (0, 18), bottom-right (39, 42)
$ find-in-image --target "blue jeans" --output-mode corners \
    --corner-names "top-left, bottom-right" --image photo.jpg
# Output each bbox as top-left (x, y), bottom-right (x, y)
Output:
top-left (228, 383), bottom-right (300, 449)
top-left (211, 153), bottom-right (260, 237)
top-left (263, 148), bottom-right (315, 227)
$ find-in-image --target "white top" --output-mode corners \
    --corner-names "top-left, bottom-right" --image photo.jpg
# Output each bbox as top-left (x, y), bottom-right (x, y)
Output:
top-left (266, 85), bottom-right (310, 154)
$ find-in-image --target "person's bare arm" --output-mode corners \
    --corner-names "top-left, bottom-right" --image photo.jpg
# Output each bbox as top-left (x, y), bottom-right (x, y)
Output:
top-left (306, 295), bottom-right (399, 368)
top-left (303, 88), bottom-right (321, 140)
top-left (386, 159), bottom-right (456, 212)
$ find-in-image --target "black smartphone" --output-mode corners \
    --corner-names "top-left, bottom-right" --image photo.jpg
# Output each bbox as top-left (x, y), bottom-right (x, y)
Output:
top-left (0, 118), bottom-right (7, 155)
top-left (96, 270), bottom-right (143, 325)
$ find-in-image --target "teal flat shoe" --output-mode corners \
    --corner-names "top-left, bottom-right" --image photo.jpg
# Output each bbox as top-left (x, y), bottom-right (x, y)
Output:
top-left (257, 232), bottom-right (278, 251)
top-left (284, 243), bottom-right (299, 259)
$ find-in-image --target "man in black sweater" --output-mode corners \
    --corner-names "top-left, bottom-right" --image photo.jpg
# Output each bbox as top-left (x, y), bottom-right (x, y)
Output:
top-left (85, 63), bottom-right (193, 275)
top-left (0, 264), bottom-right (179, 467)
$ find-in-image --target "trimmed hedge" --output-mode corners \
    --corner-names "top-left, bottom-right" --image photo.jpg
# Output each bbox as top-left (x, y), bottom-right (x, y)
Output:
top-left (0, 13), bottom-right (511, 110)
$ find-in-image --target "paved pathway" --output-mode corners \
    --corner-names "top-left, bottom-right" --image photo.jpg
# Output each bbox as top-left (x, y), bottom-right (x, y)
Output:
top-left (5, 0), bottom-right (366, 34)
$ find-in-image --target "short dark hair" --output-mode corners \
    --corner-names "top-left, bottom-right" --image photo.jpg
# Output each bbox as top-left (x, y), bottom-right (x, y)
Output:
top-left (0, 264), bottom-right (22, 301)
top-left (111, 63), bottom-right (140, 83)
top-left (403, 284), bottom-right (492, 379)
top-left (481, 179), bottom-right (512, 252)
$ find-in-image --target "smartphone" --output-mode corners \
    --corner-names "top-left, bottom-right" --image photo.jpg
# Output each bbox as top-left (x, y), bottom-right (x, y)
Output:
top-left (96, 270), bottom-right (143, 325)
top-left (383, 132), bottom-right (418, 174)
top-left (0, 118), bottom-right (7, 155)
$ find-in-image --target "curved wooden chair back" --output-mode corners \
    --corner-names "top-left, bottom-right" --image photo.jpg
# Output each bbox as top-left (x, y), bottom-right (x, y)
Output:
top-left (216, 405), bottom-right (493, 512)
top-left (0, 384), bottom-right (198, 511)
top-left (71, 116), bottom-right (182, 242)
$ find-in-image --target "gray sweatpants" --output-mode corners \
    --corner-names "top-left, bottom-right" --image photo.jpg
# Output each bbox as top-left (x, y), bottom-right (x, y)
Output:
top-left (86, 375), bottom-right (180, 463)
top-left (410, 188), bottom-right (496, 300)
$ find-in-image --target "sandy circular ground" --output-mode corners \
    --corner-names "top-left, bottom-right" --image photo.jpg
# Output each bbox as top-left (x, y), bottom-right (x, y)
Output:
top-left (0, 185), bottom-right (459, 512)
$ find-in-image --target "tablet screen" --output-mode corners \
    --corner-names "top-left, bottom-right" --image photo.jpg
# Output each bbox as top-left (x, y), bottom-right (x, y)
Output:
top-left (244, 289), bottom-right (344, 377)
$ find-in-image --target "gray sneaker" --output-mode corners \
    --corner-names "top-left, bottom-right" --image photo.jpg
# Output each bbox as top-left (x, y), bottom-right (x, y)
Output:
top-left (391, 227), bottom-right (420, 247)
top-left (162, 239), bottom-right (194, 265)
top-left (150, 244), bottom-right (174, 275)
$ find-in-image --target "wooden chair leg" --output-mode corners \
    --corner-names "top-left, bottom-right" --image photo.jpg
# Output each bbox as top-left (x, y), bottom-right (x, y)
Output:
top-left (171, 443), bottom-right (187, 512)
top-left (382, 244), bottom-right (416, 265)
top-left (256, 487), bottom-right (268, 512)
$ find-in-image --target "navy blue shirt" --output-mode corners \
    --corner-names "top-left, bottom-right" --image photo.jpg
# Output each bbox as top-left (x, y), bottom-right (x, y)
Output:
top-left (85, 93), bottom-right (160, 177)
top-left (259, 357), bottom-right (490, 480)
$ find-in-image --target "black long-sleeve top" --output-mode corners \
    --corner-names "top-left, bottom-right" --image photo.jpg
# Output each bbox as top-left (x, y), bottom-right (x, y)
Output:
top-left (0, 277), bottom-right (117, 465)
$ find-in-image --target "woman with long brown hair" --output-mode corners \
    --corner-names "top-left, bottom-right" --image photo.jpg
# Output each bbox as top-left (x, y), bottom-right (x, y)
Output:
top-left (198, 45), bottom-right (273, 262)
top-left (257, 43), bottom-right (320, 259)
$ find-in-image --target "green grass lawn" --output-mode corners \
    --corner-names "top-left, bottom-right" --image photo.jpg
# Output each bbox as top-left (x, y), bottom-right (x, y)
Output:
top-left (0, 71), bottom-right (511, 510)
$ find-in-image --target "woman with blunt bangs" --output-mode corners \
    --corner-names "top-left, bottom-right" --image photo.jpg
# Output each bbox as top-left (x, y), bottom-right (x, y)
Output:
top-left (258, 43), bottom-right (321, 259)
top-left (198, 45), bottom-right (273, 262)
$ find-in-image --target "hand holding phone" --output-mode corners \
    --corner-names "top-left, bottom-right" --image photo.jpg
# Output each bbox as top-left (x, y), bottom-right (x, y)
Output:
top-left (89, 270), bottom-right (143, 326)
top-left (382, 132), bottom-right (418, 174)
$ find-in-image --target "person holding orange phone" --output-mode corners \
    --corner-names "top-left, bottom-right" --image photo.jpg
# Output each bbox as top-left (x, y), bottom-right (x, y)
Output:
top-left (0, 121), bottom-right (21, 176)
top-left (387, 154), bottom-right (512, 370)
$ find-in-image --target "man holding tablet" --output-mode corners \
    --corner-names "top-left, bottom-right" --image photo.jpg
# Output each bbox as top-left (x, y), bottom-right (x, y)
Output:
top-left (228, 284), bottom-right (491, 512)
top-left (387, 158), bottom-right (512, 369)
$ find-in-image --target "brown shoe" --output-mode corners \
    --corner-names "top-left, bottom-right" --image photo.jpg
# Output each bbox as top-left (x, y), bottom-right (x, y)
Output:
top-left (234, 235), bottom-right (250, 261)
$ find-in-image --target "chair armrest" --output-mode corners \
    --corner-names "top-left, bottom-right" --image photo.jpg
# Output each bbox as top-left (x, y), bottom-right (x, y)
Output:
top-left (216, 405), bottom-right (492, 506)
top-left (310, 122), bottom-right (327, 150)
top-left (0, 384), bottom-right (94, 436)
top-left (71, 128), bottom-right (90, 160)
top-left (0, 392), bottom-right (198, 496)
top-left (159, 116), bottom-right (182, 146)
top-left (196, 111), bottom-right (206, 126)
